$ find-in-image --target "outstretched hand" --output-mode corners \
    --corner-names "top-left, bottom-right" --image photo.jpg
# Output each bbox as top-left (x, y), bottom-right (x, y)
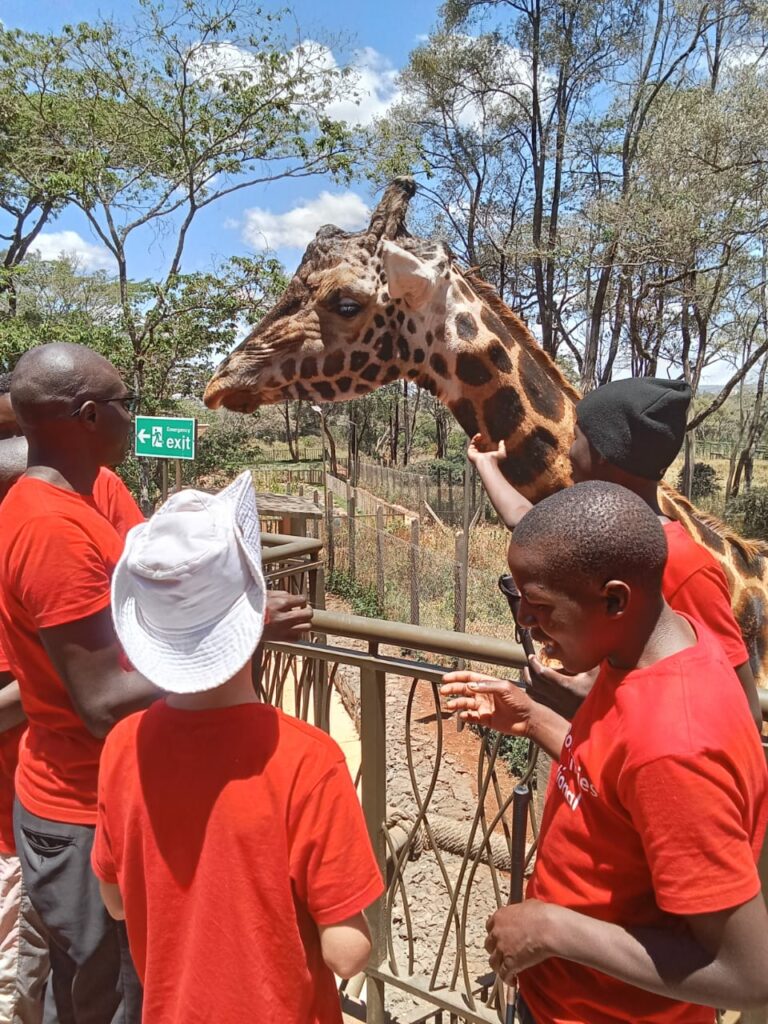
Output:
top-left (441, 671), bottom-right (532, 736)
top-left (525, 657), bottom-right (597, 720)
top-left (467, 433), bottom-right (507, 466)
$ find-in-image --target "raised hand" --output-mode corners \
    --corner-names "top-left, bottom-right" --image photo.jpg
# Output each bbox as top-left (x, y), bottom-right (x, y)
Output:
top-left (467, 433), bottom-right (507, 466)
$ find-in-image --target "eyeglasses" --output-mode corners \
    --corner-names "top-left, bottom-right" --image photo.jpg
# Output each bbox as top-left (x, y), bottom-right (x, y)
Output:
top-left (70, 394), bottom-right (138, 418)
top-left (498, 573), bottom-right (536, 659)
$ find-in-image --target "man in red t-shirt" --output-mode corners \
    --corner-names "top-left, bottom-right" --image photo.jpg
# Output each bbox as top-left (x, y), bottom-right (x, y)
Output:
top-left (92, 472), bottom-right (383, 1024)
top-left (443, 481), bottom-right (768, 1023)
top-left (0, 343), bottom-right (159, 1024)
top-left (470, 377), bottom-right (761, 727)
top-left (0, 344), bottom-right (317, 1023)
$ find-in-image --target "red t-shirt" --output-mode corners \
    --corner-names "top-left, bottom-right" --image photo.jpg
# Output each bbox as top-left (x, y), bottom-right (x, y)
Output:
top-left (0, 472), bottom-right (143, 826)
top-left (92, 702), bottom-right (384, 1024)
top-left (520, 620), bottom-right (768, 1024)
top-left (663, 521), bottom-right (748, 668)
top-left (92, 468), bottom-right (145, 541)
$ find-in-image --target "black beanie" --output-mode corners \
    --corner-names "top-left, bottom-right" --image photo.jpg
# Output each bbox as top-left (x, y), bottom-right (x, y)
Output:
top-left (576, 378), bottom-right (692, 480)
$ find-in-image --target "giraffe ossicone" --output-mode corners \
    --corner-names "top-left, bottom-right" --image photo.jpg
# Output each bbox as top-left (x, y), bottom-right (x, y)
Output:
top-left (204, 177), bottom-right (768, 684)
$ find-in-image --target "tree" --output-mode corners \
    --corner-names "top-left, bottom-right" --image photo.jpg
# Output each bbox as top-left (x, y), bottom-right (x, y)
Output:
top-left (1, 0), bottom-right (359, 503)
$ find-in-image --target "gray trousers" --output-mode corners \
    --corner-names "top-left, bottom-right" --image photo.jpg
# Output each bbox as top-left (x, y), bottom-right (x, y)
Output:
top-left (13, 801), bottom-right (142, 1024)
top-left (513, 994), bottom-right (537, 1024)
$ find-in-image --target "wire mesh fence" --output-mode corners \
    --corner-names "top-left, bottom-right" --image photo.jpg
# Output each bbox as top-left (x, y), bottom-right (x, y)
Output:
top-left (323, 504), bottom-right (514, 646)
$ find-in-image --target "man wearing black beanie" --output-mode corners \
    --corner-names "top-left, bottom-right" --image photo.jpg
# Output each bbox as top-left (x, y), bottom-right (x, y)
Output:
top-left (470, 376), bottom-right (761, 728)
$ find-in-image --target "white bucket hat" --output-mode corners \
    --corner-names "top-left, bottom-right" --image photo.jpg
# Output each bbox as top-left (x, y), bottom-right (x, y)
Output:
top-left (112, 471), bottom-right (266, 694)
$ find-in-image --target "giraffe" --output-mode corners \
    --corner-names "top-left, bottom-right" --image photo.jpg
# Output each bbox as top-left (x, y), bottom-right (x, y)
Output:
top-left (204, 176), bottom-right (768, 683)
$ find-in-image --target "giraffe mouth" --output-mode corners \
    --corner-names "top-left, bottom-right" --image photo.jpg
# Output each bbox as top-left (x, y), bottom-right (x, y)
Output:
top-left (203, 383), bottom-right (261, 414)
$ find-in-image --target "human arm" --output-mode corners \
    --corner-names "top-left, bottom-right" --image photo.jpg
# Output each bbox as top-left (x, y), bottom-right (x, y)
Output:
top-left (467, 435), bottom-right (532, 530)
top-left (98, 879), bottom-right (125, 921)
top-left (735, 661), bottom-right (762, 733)
top-left (319, 912), bottom-right (372, 978)
top-left (40, 608), bottom-right (161, 739)
top-left (486, 892), bottom-right (768, 1009)
top-left (488, 748), bottom-right (768, 1007)
top-left (440, 672), bottom-right (570, 760)
top-left (0, 672), bottom-right (25, 733)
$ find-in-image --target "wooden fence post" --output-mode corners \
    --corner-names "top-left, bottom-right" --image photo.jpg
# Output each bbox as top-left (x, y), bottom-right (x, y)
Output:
top-left (410, 518), bottom-right (420, 625)
top-left (347, 481), bottom-right (357, 582)
top-left (376, 506), bottom-right (385, 613)
top-left (454, 531), bottom-right (467, 635)
top-left (325, 489), bottom-right (335, 573)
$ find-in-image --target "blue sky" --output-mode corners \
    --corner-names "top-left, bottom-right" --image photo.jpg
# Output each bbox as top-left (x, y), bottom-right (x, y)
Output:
top-left (1, 0), bottom-right (439, 281)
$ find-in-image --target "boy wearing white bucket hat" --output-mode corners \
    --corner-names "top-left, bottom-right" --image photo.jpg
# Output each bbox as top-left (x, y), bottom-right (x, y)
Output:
top-left (91, 472), bottom-right (383, 1024)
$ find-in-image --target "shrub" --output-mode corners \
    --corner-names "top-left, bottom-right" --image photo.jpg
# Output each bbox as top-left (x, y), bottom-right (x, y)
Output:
top-left (726, 488), bottom-right (768, 540)
top-left (676, 461), bottom-right (720, 501)
top-left (326, 568), bottom-right (383, 618)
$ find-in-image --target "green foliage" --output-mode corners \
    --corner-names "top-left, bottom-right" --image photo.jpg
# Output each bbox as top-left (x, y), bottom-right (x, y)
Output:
top-left (497, 734), bottom-right (532, 779)
top-left (726, 488), bottom-right (768, 541)
top-left (676, 462), bottom-right (720, 501)
top-left (422, 454), bottom-right (466, 482)
top-left (470, 725), bottom-right (531, 779)
top-left (326, 568), bottom-right (383, 619)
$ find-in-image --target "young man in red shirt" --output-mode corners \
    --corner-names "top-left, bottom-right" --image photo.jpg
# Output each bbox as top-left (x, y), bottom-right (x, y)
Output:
top-left (469, 377), bottom-right (761, 727)
top-left (443, 480), bottom-right (768, 1023)
top-left (92, 472), bottom-right (384, 1024)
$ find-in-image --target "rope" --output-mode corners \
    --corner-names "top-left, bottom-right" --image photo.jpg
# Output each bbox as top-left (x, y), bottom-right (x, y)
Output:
top-left (386, 806), bottom-right (519, 872)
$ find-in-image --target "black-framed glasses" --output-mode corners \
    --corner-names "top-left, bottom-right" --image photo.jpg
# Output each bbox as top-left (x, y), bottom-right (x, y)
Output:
top-left (498, 573), bottom-right (536, 659)
top-left (70, 393), bottom-right (138, 418)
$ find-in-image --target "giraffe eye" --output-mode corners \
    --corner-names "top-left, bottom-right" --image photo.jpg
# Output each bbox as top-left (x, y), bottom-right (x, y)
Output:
top-left (337, 298), bottom-right (362, 318)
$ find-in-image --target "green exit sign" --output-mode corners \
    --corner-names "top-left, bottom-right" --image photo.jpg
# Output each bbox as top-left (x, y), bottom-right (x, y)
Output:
top-left (135, 416), bottom-right (196, 460)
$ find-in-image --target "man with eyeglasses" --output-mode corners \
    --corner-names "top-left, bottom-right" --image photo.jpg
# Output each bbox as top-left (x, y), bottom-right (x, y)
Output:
top-left (0, 344), bottom-right (314, 1022)
top-left (0, 343), bottom-right (152, 1023)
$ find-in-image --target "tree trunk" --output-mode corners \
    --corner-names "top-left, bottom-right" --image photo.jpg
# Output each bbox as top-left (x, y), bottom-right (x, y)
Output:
top-left (681, 431), bottom-right (696, 499)
top-left (283, 401), bottom-right (304, 462)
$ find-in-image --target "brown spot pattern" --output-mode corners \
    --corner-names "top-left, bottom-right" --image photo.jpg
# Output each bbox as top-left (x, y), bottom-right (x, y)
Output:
top-left (456, 352), bottom-right (492, 387)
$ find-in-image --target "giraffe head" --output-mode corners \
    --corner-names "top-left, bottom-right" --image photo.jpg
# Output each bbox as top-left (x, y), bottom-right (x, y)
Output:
top-left (204, 176), bottom-right (579, 498)
top-left (205, 177), bottom-right (462, 411)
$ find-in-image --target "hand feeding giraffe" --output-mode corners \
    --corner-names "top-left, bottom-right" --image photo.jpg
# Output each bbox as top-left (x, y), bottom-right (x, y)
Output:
top-left (204, 176), bottom-right (768, 684)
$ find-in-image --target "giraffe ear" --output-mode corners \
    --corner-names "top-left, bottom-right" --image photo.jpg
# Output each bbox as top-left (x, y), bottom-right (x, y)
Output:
top-left (381, 241), bottom-right (438, 310)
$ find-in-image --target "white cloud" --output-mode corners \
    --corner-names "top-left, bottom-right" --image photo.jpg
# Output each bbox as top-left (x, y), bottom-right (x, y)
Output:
top-left (189, 38), bottom-right (400, 126)
top-left (325, 46), bottom-right (401, 125)
top-left (241, 191), bottom-right (370, 251)
top-left (31, 231), bottom-right (113, 272)
top-left (188, 41), bottom-right (258, 83)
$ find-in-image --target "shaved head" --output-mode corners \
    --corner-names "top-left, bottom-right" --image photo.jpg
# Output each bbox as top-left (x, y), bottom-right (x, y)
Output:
top-left (513, 480), bottom-right (667, 592)
top-left (11, 343), bottom-right (122, 429)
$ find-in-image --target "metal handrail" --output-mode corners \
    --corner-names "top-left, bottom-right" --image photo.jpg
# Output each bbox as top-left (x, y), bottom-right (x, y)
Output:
top-left (309, 608), bottom-right (527, 670)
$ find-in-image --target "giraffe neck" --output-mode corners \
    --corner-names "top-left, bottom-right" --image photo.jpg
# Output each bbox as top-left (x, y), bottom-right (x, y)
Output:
top-left (414, 272), bottom-right (578, 502)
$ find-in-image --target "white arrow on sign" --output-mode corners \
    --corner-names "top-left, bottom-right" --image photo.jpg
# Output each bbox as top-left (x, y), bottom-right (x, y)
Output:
top-left (137, 429), bottom-right (150, 443)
